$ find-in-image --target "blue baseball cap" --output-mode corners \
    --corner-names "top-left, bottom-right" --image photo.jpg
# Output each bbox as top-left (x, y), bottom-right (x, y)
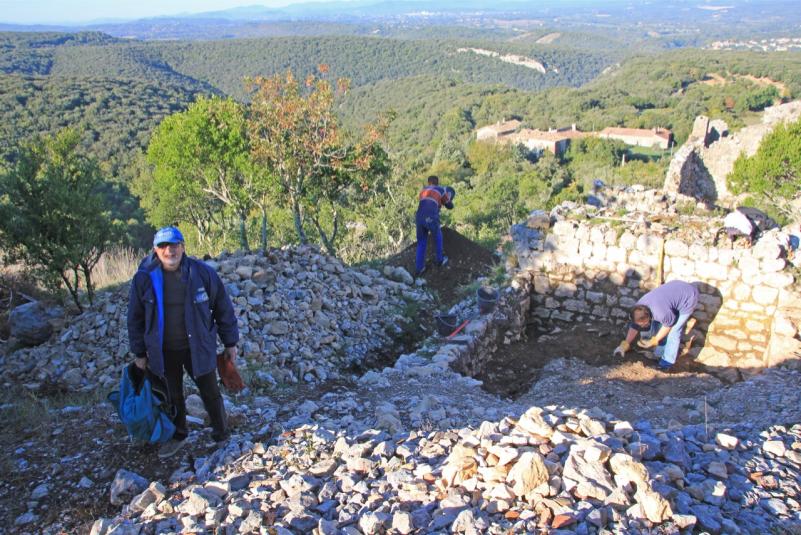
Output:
top-left (153, 226), bottom-right (185, 247)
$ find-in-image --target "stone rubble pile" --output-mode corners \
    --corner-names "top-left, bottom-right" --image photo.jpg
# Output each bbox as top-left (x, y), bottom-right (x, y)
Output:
top-left (0, 245), bottom-right (426, 391)
top-left (91, 400), bottom-right (801, 535)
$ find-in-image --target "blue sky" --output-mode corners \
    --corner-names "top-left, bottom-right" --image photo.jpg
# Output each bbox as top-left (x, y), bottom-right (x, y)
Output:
top-left (0, 0), bottom-right (329, 25)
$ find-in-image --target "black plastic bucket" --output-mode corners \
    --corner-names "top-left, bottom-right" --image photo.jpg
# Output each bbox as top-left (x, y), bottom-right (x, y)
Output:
top-left (476, 286), bottom-right (499, 314)
top-left (435, 313), bottom-right (458, 336)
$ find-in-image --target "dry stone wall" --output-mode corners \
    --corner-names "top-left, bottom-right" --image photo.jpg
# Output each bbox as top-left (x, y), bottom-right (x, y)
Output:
top-left (508, 207), bottom-right (801, 377)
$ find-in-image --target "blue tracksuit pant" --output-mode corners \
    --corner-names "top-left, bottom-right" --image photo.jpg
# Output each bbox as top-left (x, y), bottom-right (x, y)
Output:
top-left (415, 215), bottom-right (443, 273)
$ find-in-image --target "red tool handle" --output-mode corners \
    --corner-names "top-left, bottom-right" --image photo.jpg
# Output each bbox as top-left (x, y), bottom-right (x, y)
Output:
top-left (447, 319), bottom-right (470, 338)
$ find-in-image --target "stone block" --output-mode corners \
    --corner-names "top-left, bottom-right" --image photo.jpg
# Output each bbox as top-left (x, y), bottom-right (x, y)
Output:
top-left (586, 291), bottom-right (605, 304)
top-left (592, 243), bottom-right (607, 259)
top-left (671, 259), bottom-right (696, 278)
top-left (619, 297), bottom-right (637, 308)
top-left (737, 257), bottom-right (760, 277)
top-left (552, 220), bottom-right (576, 236)
top-left (665, 240), bottom-right (688, 257)
top-left (752, 286), bottom-right (779, 305)
top-left (745, 319), bottom-right (766, 331)
top-left (716, 249), bottom-right (735, 267)
top-left (533, 274), bottom-right (551, 294)
top-left (590, 227), bottom-right (605, 244)
top-left (611, 307), bottom-right (628, 318)
top-left (531, 255), bottom-right (556, 272)
top-left (592, 306), bottom-right (610, 317)
top-left (688, 243), bottom-right (708, 262)
top-left (760, 258), bottom-right (786, 273)
top-left (628, 250), bottom-right (658, 267)
top-left (729, 330), bottom-right (747, 340)
top-left (555, 283), bottom-right (577, 298)
top-left (604, 229), bottom-right (619, 245)
top-left (619, 231), bottom-right (637, 249)
top-left (559, 238), bottom-right (580, 255)
top-left (753, 241), bottom-right (782, 260)
top-left (707, 334), bottom-right (738, 352)
top-left (773, 314), bottom-right (798, 337)
top-left (552, 310), bottom-right (574, 322)
top-left (695, 262), bottom-right (725, 281)
top-left (764, 272), bottom-right (794, 289)
top-left (564, 299), bottom-right (591, 313)
top-left (740, 302), bottom-right (763, 313)
top-left (732, 284), bottom-right (751, 301)
top-left (545, 297), bottom-right (559, 309)
top-left (637, 234), bottom-right (663, 255)
top-left (696, 348), bottom-right (730, 367)
top-left (606, 246), bottom-right (627, 263)
top-left (609, 272), bottom-right (625, 286)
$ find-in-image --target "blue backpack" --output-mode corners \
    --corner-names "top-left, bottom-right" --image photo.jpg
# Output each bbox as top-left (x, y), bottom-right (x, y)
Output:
top-left (108, 364), bottom-right (175, 444)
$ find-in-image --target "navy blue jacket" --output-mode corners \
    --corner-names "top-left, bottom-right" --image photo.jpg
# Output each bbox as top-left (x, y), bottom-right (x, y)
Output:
top-left (127, 253), bottom-right (239, 379)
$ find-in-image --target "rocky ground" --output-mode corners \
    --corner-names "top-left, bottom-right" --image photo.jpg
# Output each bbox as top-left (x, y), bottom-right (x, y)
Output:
top-left (7, 347), bottom-right (798, 534)
top-left (2, 231), bottom-right (801, 534)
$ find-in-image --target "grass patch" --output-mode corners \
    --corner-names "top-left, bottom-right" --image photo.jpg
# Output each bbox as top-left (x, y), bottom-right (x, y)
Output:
top-left (93, 247), bottom-right (146, 291)
top-left (0, 385), bottom-right (104, 445)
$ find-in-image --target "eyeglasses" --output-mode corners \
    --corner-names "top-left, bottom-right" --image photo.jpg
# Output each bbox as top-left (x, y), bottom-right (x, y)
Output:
top-left (156, 242), bottom-right (183, 250)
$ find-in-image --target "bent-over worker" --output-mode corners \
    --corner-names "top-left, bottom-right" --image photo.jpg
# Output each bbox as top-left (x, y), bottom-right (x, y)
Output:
top-left (613, 280), bottom-right (699, 371)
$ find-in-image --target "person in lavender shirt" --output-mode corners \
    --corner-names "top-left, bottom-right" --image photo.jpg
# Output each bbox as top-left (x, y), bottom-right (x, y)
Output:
top-left (613, 280), bottom-right (699, 371)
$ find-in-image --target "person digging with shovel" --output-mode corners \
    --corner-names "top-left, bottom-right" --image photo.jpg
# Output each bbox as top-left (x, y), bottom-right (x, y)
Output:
top-left (414, 175), bottom-right (455, 278)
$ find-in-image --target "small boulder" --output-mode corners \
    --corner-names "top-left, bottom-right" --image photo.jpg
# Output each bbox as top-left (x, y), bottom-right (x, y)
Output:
top-left (9, 301), bottom-right (61, 346)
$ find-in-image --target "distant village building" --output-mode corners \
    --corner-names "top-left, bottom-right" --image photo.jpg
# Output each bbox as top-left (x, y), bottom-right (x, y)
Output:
top-left (599, 127), bottom-right (673, 149)
top-left (476, 121), bottom-right (589, 156)
top-left (508, 126), bottom-right (589, 156)
top-left (475, 119), bottom-right (522, 141)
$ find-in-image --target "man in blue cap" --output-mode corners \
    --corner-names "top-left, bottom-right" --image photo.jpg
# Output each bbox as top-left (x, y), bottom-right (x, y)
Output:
top-left (415, 175), bottom-right (455, 277)
top-left (127, 226), bottom-right (239, 458)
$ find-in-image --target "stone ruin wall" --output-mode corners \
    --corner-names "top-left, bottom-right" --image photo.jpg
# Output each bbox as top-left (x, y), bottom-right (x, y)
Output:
top-left (664, 100), bottom-right (801, 206)
top-left (503, 217), bottom-right (801, 379)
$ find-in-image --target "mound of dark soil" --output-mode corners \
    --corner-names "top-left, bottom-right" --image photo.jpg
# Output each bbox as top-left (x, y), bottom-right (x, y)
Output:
top-left (388, 227), bottom-right (497, 307)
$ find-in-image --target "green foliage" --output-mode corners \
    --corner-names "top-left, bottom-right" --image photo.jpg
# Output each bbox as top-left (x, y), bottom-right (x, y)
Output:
top-left (2, 31), bottom-right (801, 262)
top-left (0, 129), bottom-right (121, 310)
top-left (248, 68), bottom-right (390, 256)
top-left (728, 117), bottom-right (801, 222)
top-left (138, 96), bottom-right (268, 251)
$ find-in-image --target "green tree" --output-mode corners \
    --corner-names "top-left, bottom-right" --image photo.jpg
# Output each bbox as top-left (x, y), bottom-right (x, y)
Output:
top-left (728, 117), bottom-right (801, 221)
top-left (140, 96), bottom-right (267, 251)
top-left (247, 67), bottom-right (390, 255)
top-left (0, 129), bottom-right (119, 311)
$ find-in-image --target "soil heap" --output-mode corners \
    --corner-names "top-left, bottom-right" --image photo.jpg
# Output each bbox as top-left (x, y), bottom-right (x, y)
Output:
top-left (388, 227), bottom-right (497, 307)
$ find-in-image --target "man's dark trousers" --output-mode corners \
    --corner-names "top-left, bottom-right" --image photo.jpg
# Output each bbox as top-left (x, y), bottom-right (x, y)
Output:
top-left (163, 348), bottom-right (228, 441)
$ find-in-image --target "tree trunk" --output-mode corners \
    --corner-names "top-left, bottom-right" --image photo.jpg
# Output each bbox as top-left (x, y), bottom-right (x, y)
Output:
top-left (291, 195), bottom-right (307, 244)
top-left (311, 210), bottom-right (338, 256)
top-left (238, 213), bottom-right (249, 252)
top-left (260, 206), bottom-right (268, 251)
top-left (60, 268), bottom-right (83, 313)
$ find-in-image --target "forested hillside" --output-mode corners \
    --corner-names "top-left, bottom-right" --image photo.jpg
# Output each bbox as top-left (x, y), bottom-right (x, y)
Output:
top-left (1, 30), bottom-right (800, 256)
top-left (340, 50), bottom-right (801, 167)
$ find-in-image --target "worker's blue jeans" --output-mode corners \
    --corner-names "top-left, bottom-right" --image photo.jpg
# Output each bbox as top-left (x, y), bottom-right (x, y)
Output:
top-left (653, 312), bottom-right (693, 365)
top-left (415, 216), bottom-right (443, 273)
